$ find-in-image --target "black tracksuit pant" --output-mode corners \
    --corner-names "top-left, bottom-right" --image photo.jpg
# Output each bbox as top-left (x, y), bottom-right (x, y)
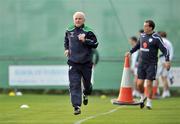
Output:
top-left (68, 62), bottom-right (93, 107)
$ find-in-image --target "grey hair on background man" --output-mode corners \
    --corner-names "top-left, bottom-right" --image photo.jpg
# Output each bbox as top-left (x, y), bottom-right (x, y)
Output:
top-left (73, 11), bottom-right (86, 20)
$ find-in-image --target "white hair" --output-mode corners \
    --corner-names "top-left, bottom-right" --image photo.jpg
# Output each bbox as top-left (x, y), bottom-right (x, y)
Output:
top-left (73, 11), bottom-right (86, 20)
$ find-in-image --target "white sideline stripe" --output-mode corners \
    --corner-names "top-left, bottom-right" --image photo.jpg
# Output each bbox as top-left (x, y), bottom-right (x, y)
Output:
top-left (74, 107), bottom-right (122, 124)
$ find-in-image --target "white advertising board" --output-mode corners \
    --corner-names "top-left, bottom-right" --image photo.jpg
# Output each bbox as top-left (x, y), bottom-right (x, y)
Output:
top-left (9, 65), bottom-right (69, 86)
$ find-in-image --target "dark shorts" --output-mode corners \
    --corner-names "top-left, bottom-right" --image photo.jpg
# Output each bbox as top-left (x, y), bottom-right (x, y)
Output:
top-left (137, 63), bottom-right (157, 81)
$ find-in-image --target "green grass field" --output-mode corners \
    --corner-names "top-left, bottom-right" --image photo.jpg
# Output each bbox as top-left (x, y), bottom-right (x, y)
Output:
top-left (0, 94), bottom-right (180, 124)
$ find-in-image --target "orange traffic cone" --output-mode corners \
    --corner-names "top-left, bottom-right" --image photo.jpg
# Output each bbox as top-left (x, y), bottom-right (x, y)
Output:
top-left (112, 56), bottom-right (141, 105)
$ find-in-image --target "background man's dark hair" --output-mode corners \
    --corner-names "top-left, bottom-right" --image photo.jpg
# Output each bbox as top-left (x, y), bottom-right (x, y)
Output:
top-left (130, 36), bottom-right (138, 43)
top-left (145, 20), bottom-right (155, 30)
top-left (139, 29), bottom-right (144, 33)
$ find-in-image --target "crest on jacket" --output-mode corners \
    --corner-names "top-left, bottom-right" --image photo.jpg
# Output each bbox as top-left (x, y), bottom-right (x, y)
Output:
top-left (70, 32), bottom-right (74, 37)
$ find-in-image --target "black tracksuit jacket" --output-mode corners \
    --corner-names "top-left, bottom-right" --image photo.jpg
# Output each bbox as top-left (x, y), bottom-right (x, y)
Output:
top-left (64, 24), bottom-right (98, 65)
top-left (130, 32), bottom-right (169, 65)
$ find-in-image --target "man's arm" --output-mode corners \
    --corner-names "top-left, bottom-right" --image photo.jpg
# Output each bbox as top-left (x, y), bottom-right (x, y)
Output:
top-left (158, 37), bottom-right (169, 62)
top-left (64, 31), bottom-right (69, 57)
top-left (64, 31), bottom-right (69, 50)
top-left (82, 31), bottom-right (98, 48)
top-left (130, 41), bottom-right (140, 54)
top-left (125, 40), bottom-right (140, 57)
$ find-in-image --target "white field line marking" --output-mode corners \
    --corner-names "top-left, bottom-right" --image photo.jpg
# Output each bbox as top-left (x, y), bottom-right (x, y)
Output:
top-left (74, 107), bottom-right (122, 124)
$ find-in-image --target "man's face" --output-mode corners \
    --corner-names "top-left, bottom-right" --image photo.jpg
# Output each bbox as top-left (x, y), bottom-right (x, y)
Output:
top-left (73, 14), bottom-right (85, 27)
top-left (143, 22), bottom-right (152, 34)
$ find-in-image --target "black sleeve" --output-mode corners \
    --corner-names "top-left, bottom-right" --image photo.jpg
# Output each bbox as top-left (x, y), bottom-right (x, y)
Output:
top-left (130, 40), bottom-right (140, 54)
top-left (157, 37), bottom-right (170, 61)
top-left (83, 31), bottom-right (98, 48)
top-left (64, 31), bottom-right (69, 50)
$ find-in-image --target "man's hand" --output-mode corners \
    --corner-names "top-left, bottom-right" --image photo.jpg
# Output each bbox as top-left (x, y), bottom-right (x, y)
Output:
top-left (125, 52), bottom-right (131, 57)
top-left (78, 33), bottom-right (85, 42)
top-left (164, 61), bottom-right (171, 71)
top-left (64, 50), bottom-right (69, 57)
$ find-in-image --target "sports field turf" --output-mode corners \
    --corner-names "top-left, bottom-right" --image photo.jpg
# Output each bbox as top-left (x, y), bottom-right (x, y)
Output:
top-left (0, 94), bottom-right (180, 124)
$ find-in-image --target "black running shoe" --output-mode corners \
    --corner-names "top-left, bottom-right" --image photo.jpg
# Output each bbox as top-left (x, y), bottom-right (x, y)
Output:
top-left (83, 95), bottom-right (88, 105)
top-left (74, 106), bottom-right (81, 115)
top-left (140, 97), bottom-right (147, 109)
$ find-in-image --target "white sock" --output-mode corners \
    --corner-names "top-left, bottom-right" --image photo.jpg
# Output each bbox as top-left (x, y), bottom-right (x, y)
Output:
top-left (146, 98), bottom-right (152, 107)
top-left (140, 93), bottom-right (145, 102)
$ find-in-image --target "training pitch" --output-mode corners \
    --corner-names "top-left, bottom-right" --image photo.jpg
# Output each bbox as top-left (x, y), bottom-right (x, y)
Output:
top-left (0, 94), bottom-right (180, 124)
